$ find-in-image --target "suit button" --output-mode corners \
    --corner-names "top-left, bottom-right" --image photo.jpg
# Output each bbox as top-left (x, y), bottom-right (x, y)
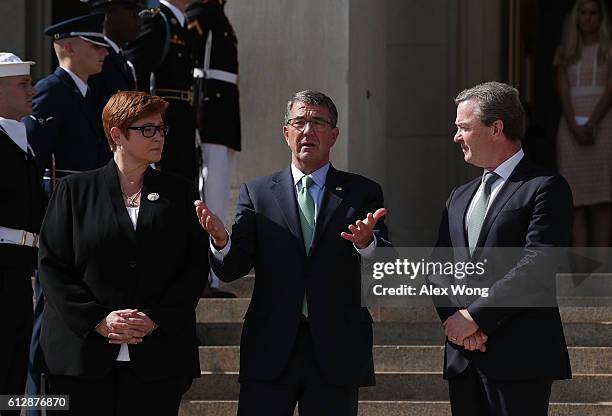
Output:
top-left (178, 52), bottom-right (182, 57)
top-left (128, 261), bottom-right (137, 269)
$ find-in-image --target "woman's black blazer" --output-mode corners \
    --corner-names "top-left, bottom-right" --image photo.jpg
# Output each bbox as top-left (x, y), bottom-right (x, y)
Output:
top-left (38, 160), bottom-right (208, 380)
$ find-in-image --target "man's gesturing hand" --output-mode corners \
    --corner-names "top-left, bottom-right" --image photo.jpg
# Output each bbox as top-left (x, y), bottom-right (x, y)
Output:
top-left (340, 208), bottom-right (387, 248)
top-left (194, 200), bottom-right (228, 249)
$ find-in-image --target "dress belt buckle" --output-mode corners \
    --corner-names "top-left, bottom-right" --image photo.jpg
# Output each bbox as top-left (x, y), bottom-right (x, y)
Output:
top-left (20, 231), bottom-right (38, 247)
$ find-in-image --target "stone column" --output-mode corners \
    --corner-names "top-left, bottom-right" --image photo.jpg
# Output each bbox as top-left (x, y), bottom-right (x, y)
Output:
top-left (225, 0), bottom-right (386, 189)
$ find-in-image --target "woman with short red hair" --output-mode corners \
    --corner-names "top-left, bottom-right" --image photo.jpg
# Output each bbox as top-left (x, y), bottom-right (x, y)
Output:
top-left (38, 91), bottom-right (208, 415)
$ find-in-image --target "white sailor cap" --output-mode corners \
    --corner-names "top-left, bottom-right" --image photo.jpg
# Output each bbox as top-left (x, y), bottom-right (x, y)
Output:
top-left (0, 53), bottom-right (35, 78)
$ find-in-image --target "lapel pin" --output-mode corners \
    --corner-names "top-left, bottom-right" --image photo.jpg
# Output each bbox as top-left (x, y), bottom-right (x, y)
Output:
top-left (147, 192), bottom-right (159, 201)
top-left (335, 187), bottom-right (343, 191)
top-left (30, 115), bottom-right (53, 124)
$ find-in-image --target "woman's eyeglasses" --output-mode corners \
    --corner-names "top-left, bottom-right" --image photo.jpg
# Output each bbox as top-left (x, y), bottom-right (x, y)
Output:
top-left (127, 124), bottom-right (170, 138)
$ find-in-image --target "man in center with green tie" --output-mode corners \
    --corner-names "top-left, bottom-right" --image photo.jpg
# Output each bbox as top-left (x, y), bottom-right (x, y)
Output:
top-left (195, 90), bottom-right (391, 415)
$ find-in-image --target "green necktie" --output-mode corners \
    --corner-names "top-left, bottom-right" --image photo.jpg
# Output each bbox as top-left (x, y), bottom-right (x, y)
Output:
top-left (467, 171), bottom-right (499, 255)
top-left (297, 175), bottom-right (315, 316)
top-left (298, 175), bottom-right (316, 252)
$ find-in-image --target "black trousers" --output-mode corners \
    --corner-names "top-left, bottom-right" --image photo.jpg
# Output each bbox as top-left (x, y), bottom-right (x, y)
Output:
top-left (238, 321), bottom-right (359, 416)
top-left (46, 362), bottom-right (192, 416)
top-left (448, 363), bottom-right (553, 416)
top-left (0, 267), bottom-right (34, 416)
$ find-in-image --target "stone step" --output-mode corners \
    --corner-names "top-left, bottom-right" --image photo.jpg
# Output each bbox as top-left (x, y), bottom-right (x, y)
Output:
top-left (215, 273), bottom-right (612, 298)
top-left (197, 322), bottom-right (612, 347)
top-left (179, 400), bottom-right (612, 416)
top-left (184, 373), bottom-right (612, 403)
top-left (217, 274), bottom-right (254, 298)
top-left (196, 299), bottom-right (612, 324)
top-left (199, 345), bottom-right (612, 374)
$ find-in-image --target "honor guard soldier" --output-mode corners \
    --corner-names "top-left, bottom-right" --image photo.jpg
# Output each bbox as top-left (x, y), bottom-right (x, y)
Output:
top-left (124, 0), bottom-right (197, 182)
top-left (186, 0), bottom-right (240, 297)
top-left (85, 0), bottom-right (144, 114)
top-left (24, 13), bottom-right (111, 183)
top-left (0, 53), bottom-right (45, 409)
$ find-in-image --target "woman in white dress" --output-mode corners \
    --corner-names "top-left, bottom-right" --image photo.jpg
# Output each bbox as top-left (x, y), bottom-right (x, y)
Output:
top-left (555, 0), bottom-right (612, 246)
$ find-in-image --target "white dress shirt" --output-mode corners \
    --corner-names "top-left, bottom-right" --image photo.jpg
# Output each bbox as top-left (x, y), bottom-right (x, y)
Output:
top-left (115, 205), bottom-right (140, 362)
top-left (59, 65), bottom-right (88, 97)
top-left (465, 148), bottom-right (524, 225)
top-left (0, 117), bottom-right (32, 154)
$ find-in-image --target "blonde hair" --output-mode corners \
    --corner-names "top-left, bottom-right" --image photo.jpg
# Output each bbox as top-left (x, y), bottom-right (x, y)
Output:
top-left (555, 0), bottom-right (612, 66)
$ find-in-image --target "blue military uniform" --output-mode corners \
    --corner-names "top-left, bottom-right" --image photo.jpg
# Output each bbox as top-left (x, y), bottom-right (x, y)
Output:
top-left (24, 13), bottom-right (111, 178)
top-left (26, 67), bottom-right (112, 178)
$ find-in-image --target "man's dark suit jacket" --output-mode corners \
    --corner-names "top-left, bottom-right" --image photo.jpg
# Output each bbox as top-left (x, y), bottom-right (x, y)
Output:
top-left (210, 165), bottom-right (390, 387)
top-left (434, 157), bottom-right (573, 381)
top-left (38, 160), bottom-right (207, 381)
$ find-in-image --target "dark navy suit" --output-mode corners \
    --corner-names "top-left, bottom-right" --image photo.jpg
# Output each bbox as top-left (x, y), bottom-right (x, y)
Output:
top-left (434, 157), bottom-right (573, 415)
top-left (211, 165), bottom-right (390, 415)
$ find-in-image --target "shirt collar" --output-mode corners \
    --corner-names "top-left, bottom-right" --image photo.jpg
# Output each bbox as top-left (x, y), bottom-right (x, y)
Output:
top-left (59, 66), bottom-right (88, 97)
top-left (105, 37), bottom-right (121, 54)
top-left (291, 162), bottom-right (330, 189)
top-left (489, 148), bottom-right (524, 181)
top-left (0, 117), bottom-right (29, 153)
top-left (160, 0), bottom-right (186, 27)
